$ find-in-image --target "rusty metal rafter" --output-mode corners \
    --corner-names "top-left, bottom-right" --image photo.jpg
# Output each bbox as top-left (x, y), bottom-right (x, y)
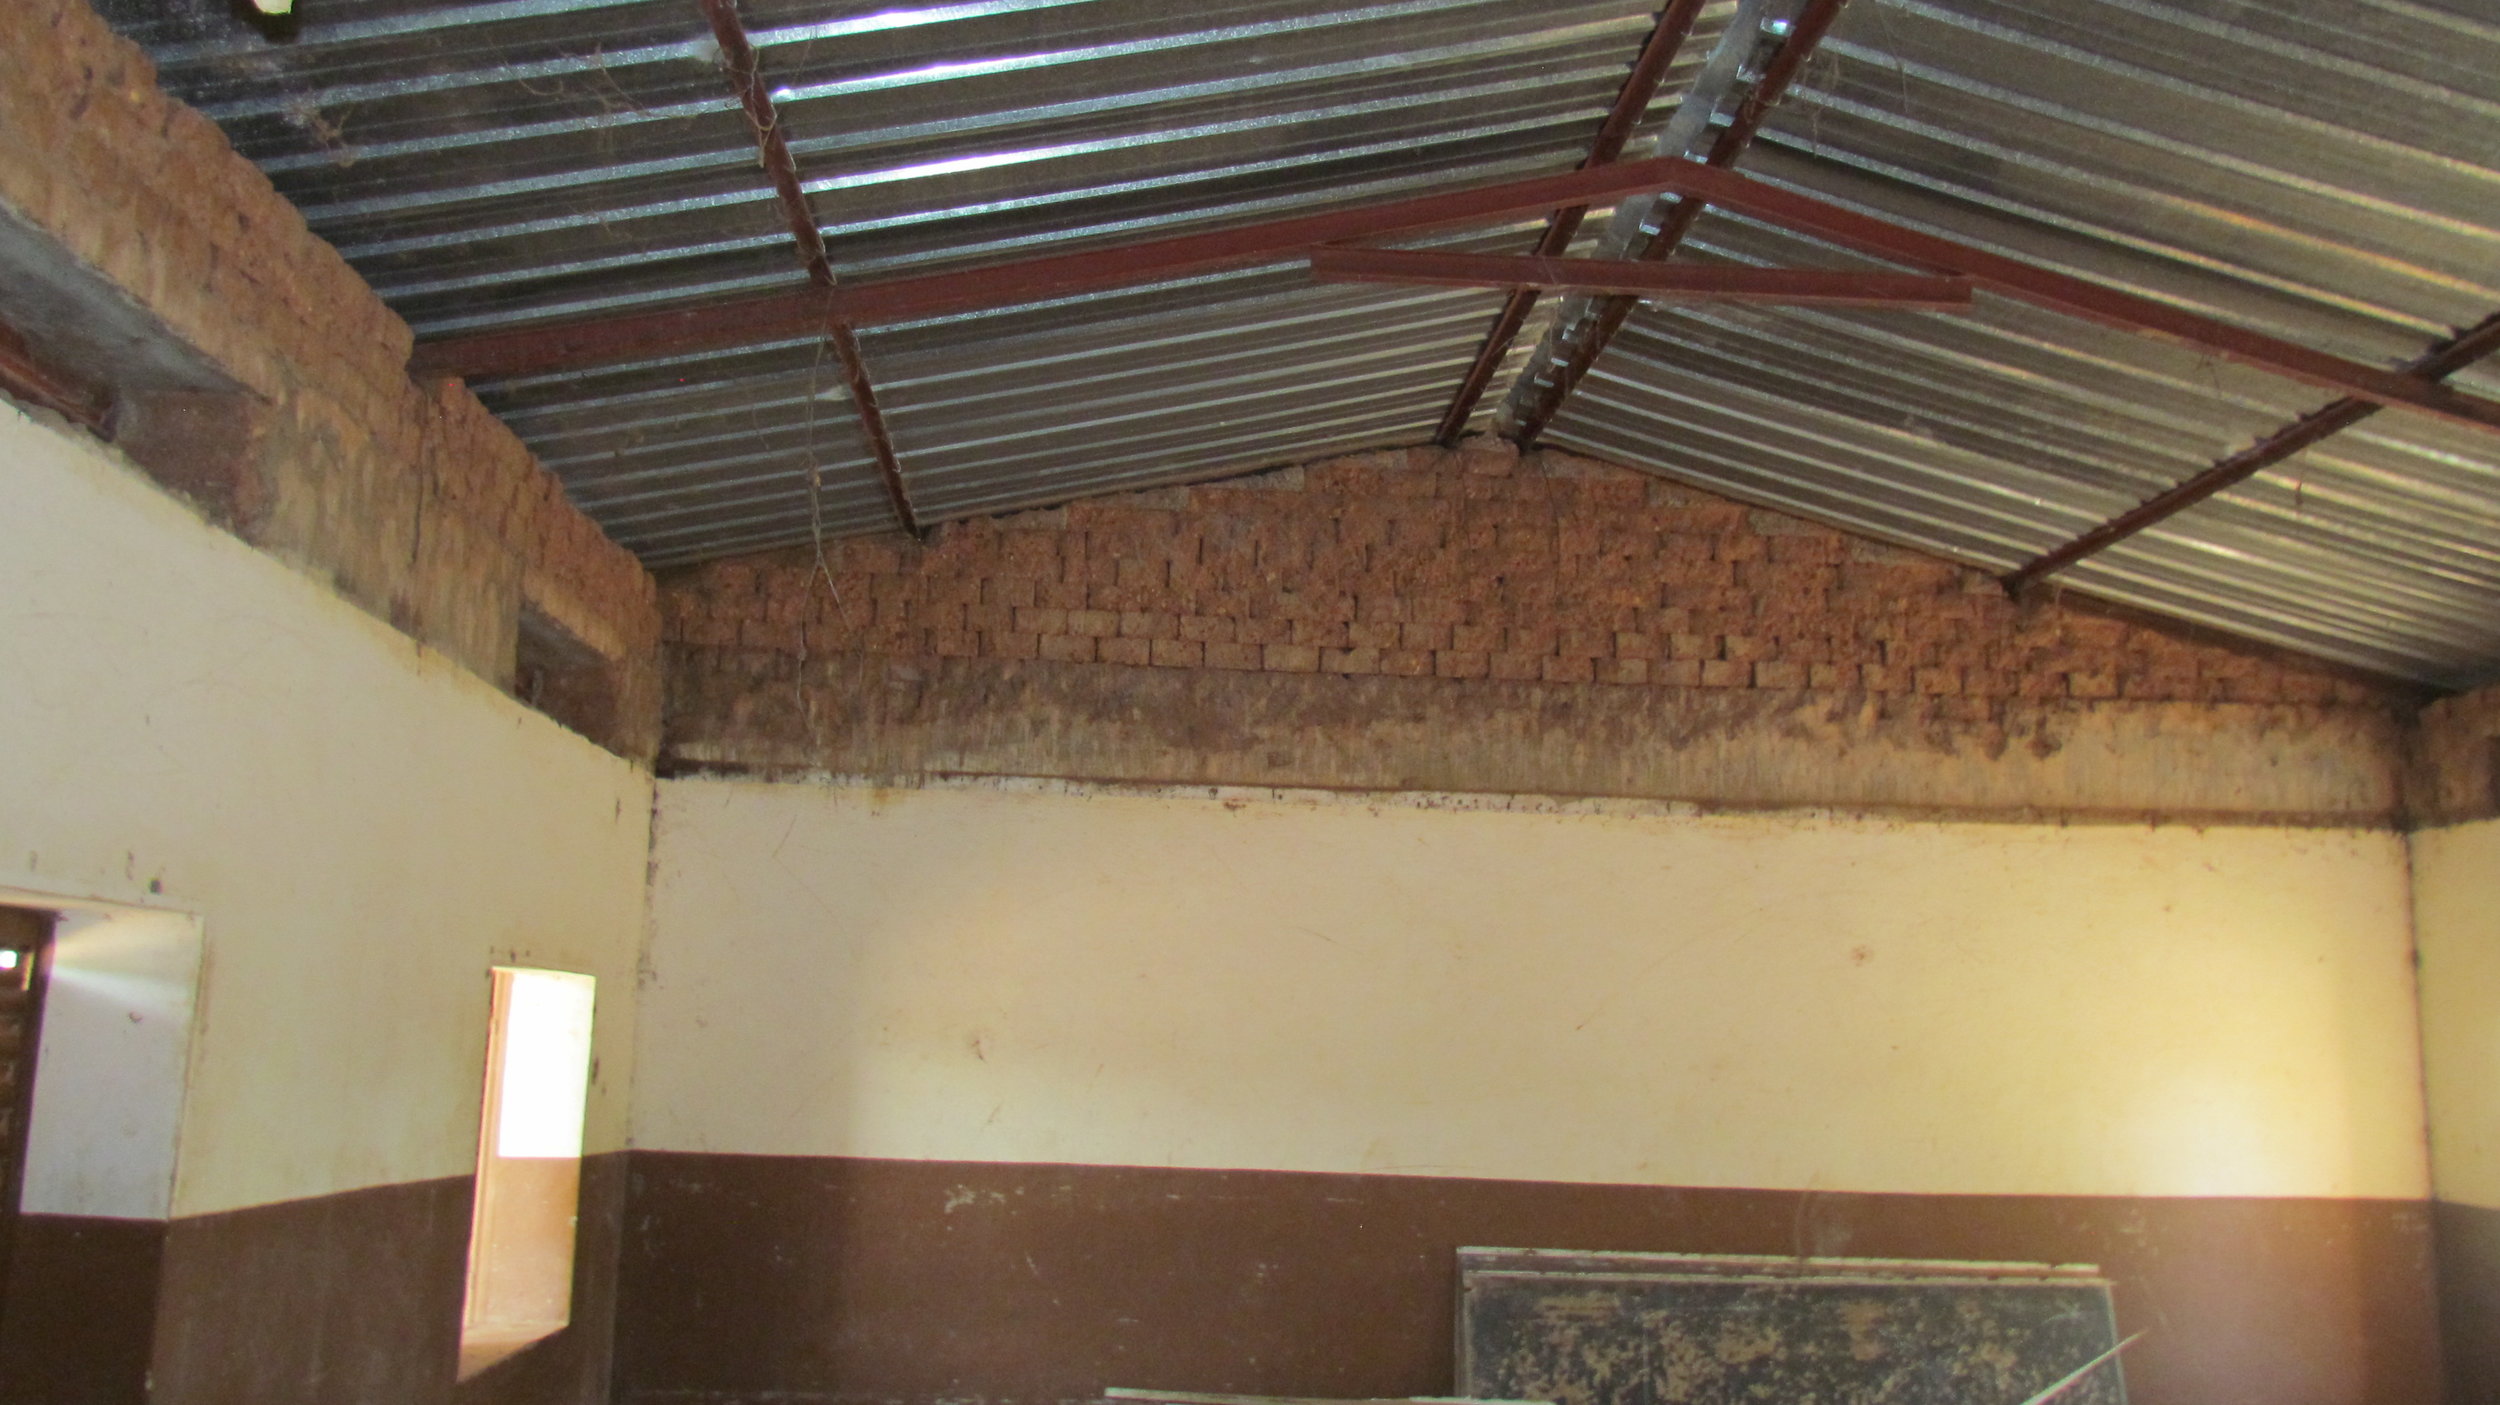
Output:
top-left (697, 0), bottom-right (919, 536)
top-left (1311, 249), bottom-right (1975, 309)
top-left (2002, 308), bottom-right (2500, 595)
top-left (409, 155), bottom-right (1748, 382)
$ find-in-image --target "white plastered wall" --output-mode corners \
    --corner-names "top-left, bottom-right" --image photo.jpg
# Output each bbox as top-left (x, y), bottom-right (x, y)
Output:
top-left (640, 776), bottom-right (2428, 1201)
top-left (0, 404), bottom-right (651, 1219)
top-left (2416, 816), bottom-right (2500, 1209)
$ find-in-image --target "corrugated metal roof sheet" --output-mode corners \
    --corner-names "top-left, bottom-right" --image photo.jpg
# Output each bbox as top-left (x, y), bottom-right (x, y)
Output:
top-left (860, 225), bottom-right (1540, 521)
top-left (486, 336), bottom-right (900, 562)
top-left (97, 0), bottom-right (1714, 554)
top-left (1528, 0), bottom-right (2500, 687)
top-left (93, 0), bottom-right (2500, 686)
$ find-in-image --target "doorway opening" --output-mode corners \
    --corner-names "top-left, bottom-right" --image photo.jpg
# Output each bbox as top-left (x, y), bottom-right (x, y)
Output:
top-left (458, 966), bottom-right (597, 1379)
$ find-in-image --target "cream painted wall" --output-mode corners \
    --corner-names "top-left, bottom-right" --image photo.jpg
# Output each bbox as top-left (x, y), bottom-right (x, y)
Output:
top-left (2417, 817), bottom-right (2500, 1209)
top-left (0, 405), bottom-right (651, 1218)
top-left (641, 776), bottom-right (2427, 1201)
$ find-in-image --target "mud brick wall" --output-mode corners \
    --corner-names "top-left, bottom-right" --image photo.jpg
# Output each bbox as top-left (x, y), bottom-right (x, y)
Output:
top-left (664, 441), bottom-right (2391, 714)
top-left (2410, 681), bottom-right (2500, 826)
top-left (0, 0), bottom-right (660, 756)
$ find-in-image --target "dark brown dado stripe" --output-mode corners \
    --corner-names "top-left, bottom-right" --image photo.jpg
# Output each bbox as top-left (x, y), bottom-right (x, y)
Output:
top-left (149, 1174), bottom-right (472, 1405)
top-left (0, 1214), bottom-right (165, 1404)
top-left (614, 1154), bottom-right (2439, 1405)
top-left (86, 1153), bottom-right (629, 1405)
top-left (2434, 1200), bottom-right (2500, 1405)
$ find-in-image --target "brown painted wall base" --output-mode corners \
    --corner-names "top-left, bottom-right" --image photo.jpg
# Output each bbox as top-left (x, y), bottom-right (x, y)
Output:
top-left (0, 1154), bottom-right (624, 1405)
top-left (0, 1214), bottom-right (164, 1405)
top-left (614, 1154), bottom-right (2440, 1405)
top-left (150, 1175), bottom-right (470, 1405)
top-left (2435, 1200), bottom-right (2500, 1405)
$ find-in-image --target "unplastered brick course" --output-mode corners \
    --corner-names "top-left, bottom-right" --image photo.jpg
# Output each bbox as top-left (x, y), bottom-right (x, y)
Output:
top-left (663, 445), bottom-right (2395, 714)
top-left (2408, 680), bottom-right (2500, 825)
top-left (0, 0), bottom-right (407, 412)
top-left (2, 0), bottom-right (661, 756)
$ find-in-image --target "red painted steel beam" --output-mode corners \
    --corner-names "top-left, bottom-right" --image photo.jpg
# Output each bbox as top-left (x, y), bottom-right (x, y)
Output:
top-left (700, 0), bottom-right (920, 535)
top-left (1512, 0), bottom-right (1853, 447)
top-left (0, 318), bottom-right (114, 436)
top-left (1311, 249), bottom-right (1975, 309)
top-left (2001, 308), bottom-right (2500, 594)
top-left (409, 154), bottom-right (1750, 382)
top-left (1657, 162), bottom-right (2500, 438)
top-left (1428, 0), bottom-right (1711, 446)
top-left (409, 143), bottom-right (2500, 444)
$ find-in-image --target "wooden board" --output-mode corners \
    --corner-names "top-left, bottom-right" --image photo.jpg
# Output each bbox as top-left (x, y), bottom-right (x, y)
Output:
top-left (1458, 1249), bottom-right (2125, 1405)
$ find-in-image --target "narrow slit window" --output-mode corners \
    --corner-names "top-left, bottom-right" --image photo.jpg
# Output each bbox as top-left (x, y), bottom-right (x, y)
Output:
top-left (458, 967), bottom-right (595, 1379)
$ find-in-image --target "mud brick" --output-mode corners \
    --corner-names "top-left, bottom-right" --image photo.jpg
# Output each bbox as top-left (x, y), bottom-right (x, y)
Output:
top-left (1348, 621), bottom-right (1402, 650)
top-left (1119, 611), bottom-right (1178, 640)
top-left (1321, 647), bottom-right (1381, 674)
top-left (1039, 633), bottom-right (1097, 664)
top-left (1180, 614), bottom-right (1237, 644)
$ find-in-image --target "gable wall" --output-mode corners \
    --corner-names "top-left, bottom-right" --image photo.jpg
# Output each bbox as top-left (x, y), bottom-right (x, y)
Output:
top-left (662, 442), bottom-right (2409, 823)
top-left (639, 444), bottom-right (2441, 1405)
